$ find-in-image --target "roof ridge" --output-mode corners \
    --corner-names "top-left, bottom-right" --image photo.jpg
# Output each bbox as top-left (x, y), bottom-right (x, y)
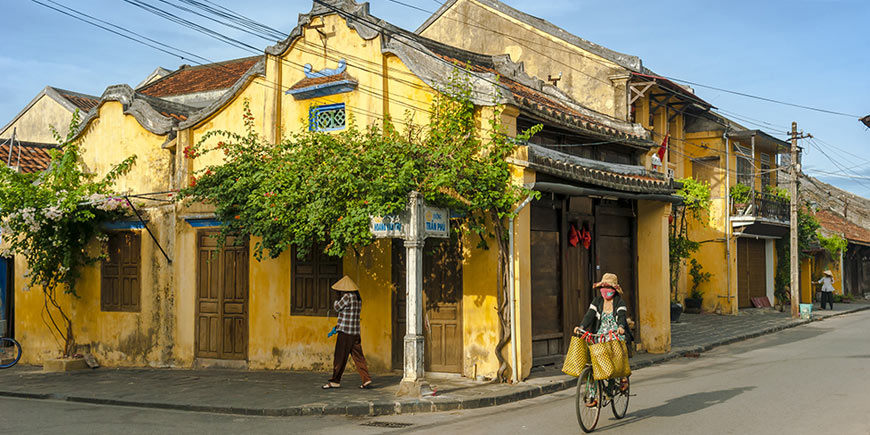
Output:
top-left (415, 0), bottom-right (644, 72)
top-left (47, 86), bottom-right (99, 101)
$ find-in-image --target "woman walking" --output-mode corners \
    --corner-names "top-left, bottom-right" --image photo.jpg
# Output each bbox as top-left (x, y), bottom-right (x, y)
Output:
top-left (816, 270), bottom-right (836, 310)
top-left (323, 275), bottom-right (373, 389)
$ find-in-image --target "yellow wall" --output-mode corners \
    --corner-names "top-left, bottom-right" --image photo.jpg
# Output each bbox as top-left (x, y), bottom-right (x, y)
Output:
top-left (80, 101), bottom-right (174, 195)
top-left (636, 200), bottom-right (671, 353)
top-left (418, 0), bottom-right (628, 119)
top-left (13, 99), bottom-right (175, 365)
top-left (1, 94), bottom-right (73, 142)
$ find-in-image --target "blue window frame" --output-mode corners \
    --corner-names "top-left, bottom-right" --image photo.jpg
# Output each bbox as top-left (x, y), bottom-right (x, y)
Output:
top-left (309, 103), bottom-right (346, 132)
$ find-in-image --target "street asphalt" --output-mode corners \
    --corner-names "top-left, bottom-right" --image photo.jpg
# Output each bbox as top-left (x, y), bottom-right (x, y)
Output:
top-left (3, 306), bottom-right (870, 434)
top-left (0, 300), bottom-right (866, 422)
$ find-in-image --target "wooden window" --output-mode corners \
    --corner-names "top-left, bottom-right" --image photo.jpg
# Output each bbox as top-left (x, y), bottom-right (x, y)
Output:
top-left (101, 231), bottom-right (141, 312)
top-left (291, 245), bottom-right (343, 316)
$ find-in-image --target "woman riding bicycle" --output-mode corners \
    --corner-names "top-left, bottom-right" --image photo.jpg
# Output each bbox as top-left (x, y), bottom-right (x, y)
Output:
top-left (574, 272), bottom-right (630, 402)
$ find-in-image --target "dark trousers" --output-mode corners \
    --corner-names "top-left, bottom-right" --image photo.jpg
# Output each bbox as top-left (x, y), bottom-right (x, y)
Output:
top-left (329, 331), bottom-right (372, 384)
top-left (821, 291), bottom-right (834, 310)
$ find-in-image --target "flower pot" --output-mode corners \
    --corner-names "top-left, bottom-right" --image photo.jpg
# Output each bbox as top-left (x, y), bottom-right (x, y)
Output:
top-left (670, 302), bottom-right (683, 322)
top-left (684, 297), bottom-right (703, 314)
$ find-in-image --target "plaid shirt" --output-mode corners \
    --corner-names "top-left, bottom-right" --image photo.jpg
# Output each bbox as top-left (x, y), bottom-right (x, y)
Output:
top-left (334, 293), bottom-right (361, 336)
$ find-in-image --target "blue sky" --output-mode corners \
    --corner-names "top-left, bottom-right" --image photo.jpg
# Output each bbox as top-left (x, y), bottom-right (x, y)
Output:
top-left (2, 0), bottom-right (868, 196)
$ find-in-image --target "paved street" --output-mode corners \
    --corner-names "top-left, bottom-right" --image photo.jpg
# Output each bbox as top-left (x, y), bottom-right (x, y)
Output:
top-left (4, 309), bottom-right (870, 434)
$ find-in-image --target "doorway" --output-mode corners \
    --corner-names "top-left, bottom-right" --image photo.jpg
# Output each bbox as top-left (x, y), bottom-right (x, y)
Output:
top-left (391, 238), bottom-right (464, 373)
top-left (195, 231), bottom-right (249, 360)
top-left (737, 238), bottom-right (766, 308)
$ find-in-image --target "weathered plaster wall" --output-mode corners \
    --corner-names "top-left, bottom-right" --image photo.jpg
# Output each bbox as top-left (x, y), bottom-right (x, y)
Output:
top-left (14, 206), bottom-right (175, 366)
top-left (79, 101), bottom-right (174, 195)
top-left (418, 0), bottom-right (627, 119)
top-left (636, 200), bottom-right (671, 353)
top-left (684, 132), bottom-right (733, 314)
top-left (0, 95), bottom-right (73, 142)
top-left (13, 99), bottom-right (176, 366)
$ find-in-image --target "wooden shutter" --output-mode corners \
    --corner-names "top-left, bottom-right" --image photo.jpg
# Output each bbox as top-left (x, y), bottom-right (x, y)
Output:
top-left (101, 232), bottom-right (141, 312)
top-left (291, 245), bottom-right (342, 316)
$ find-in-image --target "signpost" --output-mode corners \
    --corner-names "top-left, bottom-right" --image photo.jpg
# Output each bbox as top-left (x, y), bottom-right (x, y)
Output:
top-left (370, 192), bottom-right (448, 396)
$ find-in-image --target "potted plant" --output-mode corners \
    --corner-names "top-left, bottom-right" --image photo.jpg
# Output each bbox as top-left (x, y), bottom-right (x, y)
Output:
top-left (685, 259), bottom-right (710, 314)
top-left (730, 183), bottom-right (751, 215)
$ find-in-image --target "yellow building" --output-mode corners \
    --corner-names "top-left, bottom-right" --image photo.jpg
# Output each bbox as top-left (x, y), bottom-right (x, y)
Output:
top-left (8, 0), bottom-right (678, 382)
top-left (1, 86), bottom-right (99, 143)
top-left (682, 113), bottom-right (791, 313)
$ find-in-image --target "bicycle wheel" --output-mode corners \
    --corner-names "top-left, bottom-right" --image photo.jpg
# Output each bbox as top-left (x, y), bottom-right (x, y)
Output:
top-left (611, 376), bottom-right (630, 419)
top-left (575, 366), bottom-right (601, 433)
top-left (0, 337), bottom-right (22, 369)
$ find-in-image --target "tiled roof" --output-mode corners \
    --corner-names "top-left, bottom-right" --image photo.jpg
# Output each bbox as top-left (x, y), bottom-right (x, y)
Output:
top-left (0, 140), bottom-right (56, 173)
top-left (862, 115), bottom-right (870, 128)
top-left (52, 87), bottom-right (100, 112)
top-left (525, 144), bottom-right (672, 194)
top-left (138, 56), bottom-right (261, 98)
top-left (288, 71), bottom-right (356, 90)
top-left (815, 209), bottom-right (870, 245)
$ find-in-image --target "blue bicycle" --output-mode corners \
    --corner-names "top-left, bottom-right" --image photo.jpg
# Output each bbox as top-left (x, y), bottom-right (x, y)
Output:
top-left (0, 337), bottom-right (22, 368)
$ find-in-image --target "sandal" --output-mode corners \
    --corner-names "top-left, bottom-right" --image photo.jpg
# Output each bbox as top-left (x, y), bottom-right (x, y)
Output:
top-left (619, 379), bottom-right (629, 392)
top-left (322, 382), bottom-right (340, 389)
top-left (585, 399), bottom-right (598, 408)
top-left (360, 381), bottom-right (372, 389)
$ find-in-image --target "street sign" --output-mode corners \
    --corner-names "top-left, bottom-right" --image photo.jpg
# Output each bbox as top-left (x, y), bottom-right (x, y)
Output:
top-left (370, 213), bottom-right (408, 238)
top-left (423, 206), bottom-right (449, 239)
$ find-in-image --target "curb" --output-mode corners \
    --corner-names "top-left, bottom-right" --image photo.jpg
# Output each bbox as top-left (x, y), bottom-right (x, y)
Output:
top-left (2, 305), bottom-right (867, 417)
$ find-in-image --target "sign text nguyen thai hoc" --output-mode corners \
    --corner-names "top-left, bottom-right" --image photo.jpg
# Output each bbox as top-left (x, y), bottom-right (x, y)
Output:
top-left (369, 213), bottom-right (407, 238)
top-left (423, 206), bottom-right (449, 238)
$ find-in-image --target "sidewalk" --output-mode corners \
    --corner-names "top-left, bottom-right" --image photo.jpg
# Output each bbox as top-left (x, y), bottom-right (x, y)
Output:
top-left (1, 300), bottom-right (867, 417)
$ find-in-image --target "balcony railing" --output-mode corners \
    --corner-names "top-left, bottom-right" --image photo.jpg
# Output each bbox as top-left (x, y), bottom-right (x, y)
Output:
top-left (732, 191), bottom-right (790, 223)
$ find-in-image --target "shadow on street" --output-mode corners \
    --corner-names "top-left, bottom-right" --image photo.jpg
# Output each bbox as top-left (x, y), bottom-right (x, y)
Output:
top-left (597, 386), bottom-right (756, 432)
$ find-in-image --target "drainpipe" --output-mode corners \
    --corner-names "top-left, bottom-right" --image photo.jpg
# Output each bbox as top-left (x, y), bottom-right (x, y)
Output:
top-left (724, 130), bottom-right (734, 314)
top-left (508, 194), bottom-right (534, 384)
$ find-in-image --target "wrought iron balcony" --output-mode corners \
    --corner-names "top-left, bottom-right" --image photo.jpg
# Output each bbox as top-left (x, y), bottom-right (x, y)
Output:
top-left (732, 191), bottom-right (790, 223)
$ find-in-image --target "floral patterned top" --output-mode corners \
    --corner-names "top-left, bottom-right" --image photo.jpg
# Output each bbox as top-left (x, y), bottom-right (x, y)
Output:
top-left (596, 312), bottom-right (625, 343)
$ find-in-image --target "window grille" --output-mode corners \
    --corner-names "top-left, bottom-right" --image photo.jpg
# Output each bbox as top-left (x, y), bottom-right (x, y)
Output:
top-left (309, 103), bottom-right (346, 132)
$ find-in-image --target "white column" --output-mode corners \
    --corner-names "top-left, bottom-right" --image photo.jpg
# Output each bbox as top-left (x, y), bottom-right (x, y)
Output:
top-left (398, 192), bottom-right (429, 396)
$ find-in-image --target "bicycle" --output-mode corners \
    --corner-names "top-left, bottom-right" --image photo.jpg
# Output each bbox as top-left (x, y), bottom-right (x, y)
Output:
top-left (0, 337), bottom-right (22, 369)
top-left (573, 330), bottom-right (630, 433)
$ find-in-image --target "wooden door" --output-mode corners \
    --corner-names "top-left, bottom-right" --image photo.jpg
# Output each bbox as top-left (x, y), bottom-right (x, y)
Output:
top-left (392, 238), bottom-right (463, 373)
top-left (595, 205), bottom-right (637, 324)
top-left (564, 220), bottom-right (591, 341)
top-left (196, 231), bottom-right (249, 360)
top-left (736, 238), bottom-right (766, 307)
top-left (531, 200), bottom-right (564, 365)
top-left (423, 239), bottom-right (463, 373)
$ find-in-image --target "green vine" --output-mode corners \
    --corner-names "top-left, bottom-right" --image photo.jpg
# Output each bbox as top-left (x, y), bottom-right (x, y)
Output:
top-left (669, 177), bottom-right (711, 301)
top-left (817, 233), bottom-right (847, 258)
top-left (0, 110), bottom-right (137, 356)
top-left (774, 206), bottom-right (821, 304)
top-left (183, 70), bottom-right (540, 382)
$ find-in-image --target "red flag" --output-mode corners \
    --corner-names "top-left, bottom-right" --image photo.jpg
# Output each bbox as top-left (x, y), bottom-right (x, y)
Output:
top-left (656, 134), bottom-right (669, 162)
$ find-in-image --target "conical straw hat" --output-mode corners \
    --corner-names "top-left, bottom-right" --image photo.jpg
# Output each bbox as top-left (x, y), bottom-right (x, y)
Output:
top-left (331, 275), bottom-right (359, 291)
top-left (823, 270), bottom-right (833, 277)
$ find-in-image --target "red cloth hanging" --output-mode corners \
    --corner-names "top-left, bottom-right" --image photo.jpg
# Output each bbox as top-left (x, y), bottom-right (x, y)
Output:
top-left (580, 227), bottom-right (592, 250)
top-left (568, 224), bottom-right (580, 247)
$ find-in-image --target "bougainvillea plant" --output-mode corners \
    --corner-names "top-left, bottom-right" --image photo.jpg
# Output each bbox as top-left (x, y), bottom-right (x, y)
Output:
top-left (0, 110), bottom-right (136, 356)
top-left (183, 70), bottom-right (540, 382)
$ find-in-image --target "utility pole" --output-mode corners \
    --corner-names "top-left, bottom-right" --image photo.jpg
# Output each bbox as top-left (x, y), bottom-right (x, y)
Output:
top-left (789, 122), bottom-right (810, 318)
